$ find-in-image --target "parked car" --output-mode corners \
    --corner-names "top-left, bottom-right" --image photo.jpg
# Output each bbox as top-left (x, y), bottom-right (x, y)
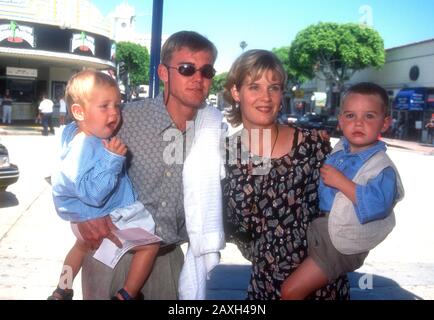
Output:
top-left (296, 113), bottom-right (326, 130)
top-left (322, 115), bottom-right (339, 136)
top-left (0, 143), bottom-right (19, 192)
top-left (277, 113), bottom-right (300, 125)
top-left (296, 113), bottom-right (340, 136)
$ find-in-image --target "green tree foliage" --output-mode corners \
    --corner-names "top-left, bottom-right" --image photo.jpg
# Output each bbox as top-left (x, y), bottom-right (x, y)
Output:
top-left (116, 41), bottom-right (150, 86)
top-left (272, 46), bottom-right (307, 88)
top-left (289, 22), bottom-right (385, 92)
top-left (210, 72), bottom-right (228, 95)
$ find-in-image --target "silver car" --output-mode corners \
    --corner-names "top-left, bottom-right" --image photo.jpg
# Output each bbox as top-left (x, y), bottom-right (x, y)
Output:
top-left (0, 143), bottom-right (19, 192)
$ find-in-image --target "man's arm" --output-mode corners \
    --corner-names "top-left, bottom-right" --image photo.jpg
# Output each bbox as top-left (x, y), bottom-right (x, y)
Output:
top-left (76, 215), bottom-right (122, 250)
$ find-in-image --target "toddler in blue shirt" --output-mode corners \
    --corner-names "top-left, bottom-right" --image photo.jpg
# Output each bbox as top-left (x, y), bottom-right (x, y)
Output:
top-left (49, 70), bottom-right (159, 300)
top-left (281, 82), bottom-right (404, 299)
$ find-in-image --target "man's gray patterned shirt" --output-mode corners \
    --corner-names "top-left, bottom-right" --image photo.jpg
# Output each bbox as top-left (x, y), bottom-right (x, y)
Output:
top-left (118, 94), bottom-right (188, 246)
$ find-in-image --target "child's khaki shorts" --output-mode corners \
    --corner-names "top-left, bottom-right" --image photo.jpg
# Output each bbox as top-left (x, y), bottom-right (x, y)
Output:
top-left (307, 216), bottom-right (368, 281)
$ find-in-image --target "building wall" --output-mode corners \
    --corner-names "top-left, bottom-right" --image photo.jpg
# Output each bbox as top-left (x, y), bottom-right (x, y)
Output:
top-left (0, 0), bottom-right (111, 38)
top-left (0, 0), bottom-right (115, 121)
top-left (292, 39), bottom-right (434, 142)
top-left (349, 39), bottom-right (434, 90)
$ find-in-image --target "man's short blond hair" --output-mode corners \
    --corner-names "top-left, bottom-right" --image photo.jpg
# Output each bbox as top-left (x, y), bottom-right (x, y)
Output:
top-left (65, 69), bottom-right (119, 113)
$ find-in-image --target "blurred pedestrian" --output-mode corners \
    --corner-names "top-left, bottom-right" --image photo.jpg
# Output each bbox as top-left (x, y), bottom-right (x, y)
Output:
top-left (58, 94), bottom-right (67, 126)
top-left (1, 89), bottom-right (13, 124)
top-left (38, 94), bottom-right (54, 135)
top-left (426, 118), bottom-right (434, 144)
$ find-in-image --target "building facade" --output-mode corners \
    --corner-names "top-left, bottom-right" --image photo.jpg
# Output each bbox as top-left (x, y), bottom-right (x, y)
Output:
top-left (108, 1), bottom-right (168, 52)
top-left (292, 38), bottom-right (434, 142)
top-left (0, 0), bottom-right (115, 121)
top-left (350, 39), bottom-right (434, 141)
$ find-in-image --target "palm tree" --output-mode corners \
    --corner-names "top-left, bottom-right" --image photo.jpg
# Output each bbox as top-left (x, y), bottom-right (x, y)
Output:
top-left (240, 41), bottom-right (247, 52)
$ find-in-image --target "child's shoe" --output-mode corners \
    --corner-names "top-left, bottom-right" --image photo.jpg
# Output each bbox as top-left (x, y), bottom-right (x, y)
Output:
top-left (47, 287), bottom-right (74, 300)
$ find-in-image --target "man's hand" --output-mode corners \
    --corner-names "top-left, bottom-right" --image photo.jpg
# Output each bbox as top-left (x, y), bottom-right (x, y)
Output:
top-left (76, 216), bottom-right (122, 250)
top-left (103, 137), bottom-right (127, 156)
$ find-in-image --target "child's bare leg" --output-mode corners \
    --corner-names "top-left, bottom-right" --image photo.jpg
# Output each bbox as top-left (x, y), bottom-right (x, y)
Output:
top-left (280, 256), bottom-right (328, 300)
top-left (60, 240), bottom-right (89, 285)
top-left (116, 243), bottom-right (160, 299)
top-left (50, 240), bottom-right (89, 300)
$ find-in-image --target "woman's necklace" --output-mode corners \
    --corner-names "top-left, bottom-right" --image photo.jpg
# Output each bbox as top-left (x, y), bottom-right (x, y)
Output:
top-left (248, 125), bottom-right (279, 175)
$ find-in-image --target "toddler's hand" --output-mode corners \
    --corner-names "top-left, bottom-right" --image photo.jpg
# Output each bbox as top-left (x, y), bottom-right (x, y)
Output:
top-left (103, 137), bottom-right (127, 156)
top-left (320, 164), bottom-right (346, 189)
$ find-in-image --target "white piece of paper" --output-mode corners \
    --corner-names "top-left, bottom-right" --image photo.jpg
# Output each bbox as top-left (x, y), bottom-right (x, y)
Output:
top-left (93, 228), bottom-right (162, 269)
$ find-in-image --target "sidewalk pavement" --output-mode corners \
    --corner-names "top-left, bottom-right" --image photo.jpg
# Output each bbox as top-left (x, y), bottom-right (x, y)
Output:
top-left (0, 122), bottom-right (44, 136)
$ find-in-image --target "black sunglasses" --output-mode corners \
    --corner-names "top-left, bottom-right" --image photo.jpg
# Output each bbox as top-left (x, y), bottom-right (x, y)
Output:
top-left (164, 63), bottom-right (216, 79)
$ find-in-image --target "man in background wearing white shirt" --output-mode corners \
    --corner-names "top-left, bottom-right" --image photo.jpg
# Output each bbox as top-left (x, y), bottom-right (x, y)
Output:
top-left (38, 94), bottom-right (54, 136)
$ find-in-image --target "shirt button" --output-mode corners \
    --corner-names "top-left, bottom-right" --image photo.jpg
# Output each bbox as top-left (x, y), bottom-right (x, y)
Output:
top-left (161, 201), bottom-right (167, 207)
top-left (166, 171), bottom-right (172, 177)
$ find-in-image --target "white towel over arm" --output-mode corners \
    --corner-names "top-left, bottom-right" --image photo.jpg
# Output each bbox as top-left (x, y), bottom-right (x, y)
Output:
top-left (179, 105), bottom-right (226, 300)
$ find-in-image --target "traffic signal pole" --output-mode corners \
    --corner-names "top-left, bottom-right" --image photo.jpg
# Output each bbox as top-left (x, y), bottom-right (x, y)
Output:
top-left (149, 0), bottom-right (163, 99)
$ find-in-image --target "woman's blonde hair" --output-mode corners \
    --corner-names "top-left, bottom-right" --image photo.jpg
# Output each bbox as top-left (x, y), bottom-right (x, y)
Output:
top-left (223, 49), bottom-right (287, 127)
top-left (65, 69), bottom-right (119, 114)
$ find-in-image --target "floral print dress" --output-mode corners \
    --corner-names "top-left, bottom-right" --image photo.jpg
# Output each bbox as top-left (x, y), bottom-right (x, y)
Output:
top-left (223, 127), bottom-right (350, 300)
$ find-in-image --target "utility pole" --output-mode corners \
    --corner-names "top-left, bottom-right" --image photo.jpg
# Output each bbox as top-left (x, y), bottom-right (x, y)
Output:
top-left (149, 0), bottom-right (163, 98)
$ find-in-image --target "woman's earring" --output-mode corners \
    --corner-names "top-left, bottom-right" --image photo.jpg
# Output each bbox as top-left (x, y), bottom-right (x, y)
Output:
top-left (235, 102), bottom-right (240, 109)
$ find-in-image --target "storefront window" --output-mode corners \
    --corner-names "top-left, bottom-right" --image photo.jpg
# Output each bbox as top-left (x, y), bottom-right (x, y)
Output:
top-left (6, 78), bottom-right (35, 102)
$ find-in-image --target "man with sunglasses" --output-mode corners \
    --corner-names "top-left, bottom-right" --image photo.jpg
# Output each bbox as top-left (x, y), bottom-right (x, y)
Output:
top-left (78, 31), bottom-right (226, 300)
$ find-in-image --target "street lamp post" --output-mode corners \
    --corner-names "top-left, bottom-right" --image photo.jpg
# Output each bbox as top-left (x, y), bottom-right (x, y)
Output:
top-left (149, 0), bottom-right (164, 99)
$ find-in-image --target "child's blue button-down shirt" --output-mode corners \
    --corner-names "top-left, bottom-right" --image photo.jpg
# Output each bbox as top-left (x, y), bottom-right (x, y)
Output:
top-left (319, 138), bottom-right (397, 224)
top-left (52, 122), bottom-right (136, 222)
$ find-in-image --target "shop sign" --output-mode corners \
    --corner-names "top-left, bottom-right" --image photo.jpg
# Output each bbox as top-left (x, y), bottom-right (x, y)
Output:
top-left (71, 31), bottom-right (95, 55)
top-left (6, 67), bottom-right (38, 78)
top-left (312, 92), bottom-right (327, 107)
top-left (294, 89), bottom-right (304, 98)
top-left (0, 21), bottom-right (35, 47)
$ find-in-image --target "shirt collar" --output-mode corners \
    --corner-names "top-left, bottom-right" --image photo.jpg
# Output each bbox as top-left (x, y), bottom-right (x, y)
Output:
top-left (341, 137), bottom-right (387, 161)
top-left (151, 93), bottom-right (177, 135)
top-left (155, 92), bottom-right (204, 135)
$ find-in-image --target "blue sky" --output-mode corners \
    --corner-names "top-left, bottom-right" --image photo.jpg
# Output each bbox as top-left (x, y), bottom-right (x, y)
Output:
top-left (92, 0), bottom-right (434, 73)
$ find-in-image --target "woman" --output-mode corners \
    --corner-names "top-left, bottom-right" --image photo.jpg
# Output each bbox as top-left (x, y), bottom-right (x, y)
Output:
top-left (222, 49), bottom-right (349, 300)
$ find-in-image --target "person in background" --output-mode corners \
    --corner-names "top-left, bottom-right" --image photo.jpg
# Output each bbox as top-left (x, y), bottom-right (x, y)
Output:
top-left (38, 94), bottom-right (54, 135)
top-left (79, 31), bottom-right (226, 300)
top-left (425, 118), bottom-right (434, 145)
top-left (222, 49), bottom-right (349, 300)
top-left (280, 82), bottom-right (404, 299)
top-left (1, 89), bottom-right (13, 124)
top-left (58, 94), bottom-right (67, 126)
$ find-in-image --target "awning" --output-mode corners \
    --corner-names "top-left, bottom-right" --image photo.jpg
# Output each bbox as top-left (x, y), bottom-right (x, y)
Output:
top-left (393, 88), bottom-right (426, 111)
